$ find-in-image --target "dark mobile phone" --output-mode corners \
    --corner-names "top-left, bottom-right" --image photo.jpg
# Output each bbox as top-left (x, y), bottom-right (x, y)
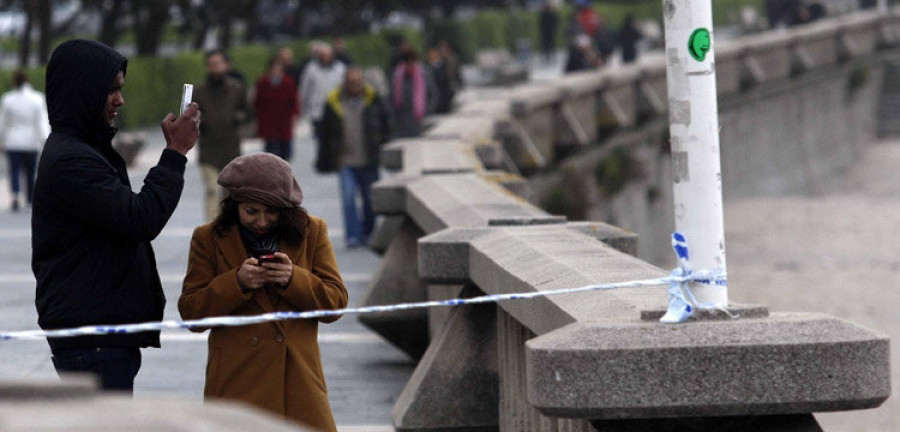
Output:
top-left (257, 253), bottom-right (277, 265)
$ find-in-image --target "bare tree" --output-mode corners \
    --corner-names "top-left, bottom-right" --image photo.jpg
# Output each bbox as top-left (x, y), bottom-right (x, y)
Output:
top-left (79, 0), bottom-right (128, 48)
top-left (36, 0), bottom-right (49, 64)
top-left (18, 0), bottom-right (34, 67)
top-left (133, 0), bottom-right (172, 56)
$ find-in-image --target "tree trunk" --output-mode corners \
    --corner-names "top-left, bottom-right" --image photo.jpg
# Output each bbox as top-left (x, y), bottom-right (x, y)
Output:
top-left (218, 17), bottom-right (233, 49)
top-left (134, 0), bottom-right (171, 56)
top-left (98, 0), bottom-right (125, 48)
top-left (192, 4), bottom-right (212, 50)
top-left (37, 0), bottom-right (51, 64)
top-left (18, 0), bottom-right (34, 68)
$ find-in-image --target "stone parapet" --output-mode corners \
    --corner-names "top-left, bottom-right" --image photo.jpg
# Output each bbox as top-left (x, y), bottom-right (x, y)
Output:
top-left (0, 378), bottom-right (312, 431)
top-left (526, 313), bottom-right (890, 420)
top-left (373, 8), bottom-right (896, 432)
top-left (419, 224), bottom-right (665, 336)
top-left (381, 138), bottom-right (482, 175)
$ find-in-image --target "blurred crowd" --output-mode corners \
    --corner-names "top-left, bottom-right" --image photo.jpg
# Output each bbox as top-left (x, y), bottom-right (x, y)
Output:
top-left (543, 0), bottom-right (644, 74)
top-left (765, 0), bottom-right (829, 28)
top-left (190, 37), bottom-right (462, 247)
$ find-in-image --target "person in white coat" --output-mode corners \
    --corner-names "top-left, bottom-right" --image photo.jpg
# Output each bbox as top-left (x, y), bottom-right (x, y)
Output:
top-left (0, 70), bottom-right (50, 211)
top-left (299, 43), bottom-right (346, 171)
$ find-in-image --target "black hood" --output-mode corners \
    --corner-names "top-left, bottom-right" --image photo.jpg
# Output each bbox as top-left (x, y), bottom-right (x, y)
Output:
top-left (46, 39), bottom-right (127, 146)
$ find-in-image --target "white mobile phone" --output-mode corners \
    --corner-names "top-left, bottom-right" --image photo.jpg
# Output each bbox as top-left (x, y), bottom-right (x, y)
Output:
top-left (180, 84), bottom-right (193, 115)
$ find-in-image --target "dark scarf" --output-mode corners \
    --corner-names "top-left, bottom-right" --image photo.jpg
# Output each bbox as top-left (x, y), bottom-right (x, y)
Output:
top-left (239, 224), bottom-right (280, 258)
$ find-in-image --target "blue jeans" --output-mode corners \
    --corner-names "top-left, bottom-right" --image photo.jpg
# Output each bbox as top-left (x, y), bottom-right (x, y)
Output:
top-left (264, 139), bottom-right (292, 162)
top-left (6, 150), bottom-right (37, 203)
top-left (51, 347), bottom-right (142, 392)
top-left (339, 166), bottom-right (379, 245)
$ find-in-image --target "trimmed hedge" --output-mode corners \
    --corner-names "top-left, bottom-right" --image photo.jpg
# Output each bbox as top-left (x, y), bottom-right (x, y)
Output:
top-left (0, 1), bottom-right (763, 129)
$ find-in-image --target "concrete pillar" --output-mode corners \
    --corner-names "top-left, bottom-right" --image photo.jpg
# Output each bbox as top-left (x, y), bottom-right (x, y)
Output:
top-left (498, 309), bottom-right (594, 432)
top-left (426, 284), bottom-right (464, 338)
top-left (359, 218), bottom-right (430, 359)
top-left (392, 286), bottom-right (499, 431)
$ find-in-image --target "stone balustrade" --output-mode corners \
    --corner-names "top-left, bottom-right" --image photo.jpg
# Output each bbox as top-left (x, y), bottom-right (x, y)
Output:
top-left (366, 8), bottom-right (896, 432)
top-left (0, 377), bottom-right (312, 431)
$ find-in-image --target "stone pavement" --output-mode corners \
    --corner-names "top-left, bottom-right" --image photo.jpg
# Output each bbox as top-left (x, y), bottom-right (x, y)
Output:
top-left (0, 123), bottom-right (410, 431)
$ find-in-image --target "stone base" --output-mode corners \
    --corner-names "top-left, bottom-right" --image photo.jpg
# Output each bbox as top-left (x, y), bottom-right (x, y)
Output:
top-left (592, 413), bottom-right (822, 432)
top-left (393, 286), bottom-right (499, 431)
top-left (359, 219), bottom-right (430, 359)
top-left (527, 313), bottom-right (891, 419)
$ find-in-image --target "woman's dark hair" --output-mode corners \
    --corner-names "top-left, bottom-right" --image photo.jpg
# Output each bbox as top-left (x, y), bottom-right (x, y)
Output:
top-left (402, 48), bottom-right (418, 63)
top-left (212, 197), bottom-right (310, 246)
top-left (13, 70), bottom-right (28, 88)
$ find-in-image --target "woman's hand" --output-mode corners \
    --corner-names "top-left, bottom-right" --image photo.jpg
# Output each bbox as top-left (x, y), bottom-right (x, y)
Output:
top-left (236, 257), bottom-right (267, 291)
top-left (260, 252), bottom-right (294, 288)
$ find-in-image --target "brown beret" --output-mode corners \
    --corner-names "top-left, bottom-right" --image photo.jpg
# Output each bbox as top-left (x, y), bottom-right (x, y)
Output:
top-left (217, 153), bottom-right (303, 209)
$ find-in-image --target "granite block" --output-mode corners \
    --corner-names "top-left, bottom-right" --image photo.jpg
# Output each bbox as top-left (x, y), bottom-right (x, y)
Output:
top-left (526, 313), bottom-right (891, 419)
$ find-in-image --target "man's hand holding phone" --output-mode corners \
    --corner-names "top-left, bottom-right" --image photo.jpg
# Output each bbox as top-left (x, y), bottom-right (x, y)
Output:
top-left (161, 83), bottom-right (200, 156)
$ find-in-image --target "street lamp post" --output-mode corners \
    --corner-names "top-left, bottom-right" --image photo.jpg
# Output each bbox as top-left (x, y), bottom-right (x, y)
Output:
top-left (659, 0), bottom-right (728, 322)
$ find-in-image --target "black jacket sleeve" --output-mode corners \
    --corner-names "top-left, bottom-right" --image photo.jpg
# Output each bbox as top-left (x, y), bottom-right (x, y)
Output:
top-left (48, 148), bottom-right (187, 241)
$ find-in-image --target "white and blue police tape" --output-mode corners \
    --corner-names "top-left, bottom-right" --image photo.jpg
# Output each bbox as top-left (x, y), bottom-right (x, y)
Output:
top-left (0, 267), bottom-right (729, 342)
top-left (659, 232), bottom-right (732, 324)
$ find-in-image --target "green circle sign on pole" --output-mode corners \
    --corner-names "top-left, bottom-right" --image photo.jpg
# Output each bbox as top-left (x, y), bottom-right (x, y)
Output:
top-left (688, 28), bottom-right (711, 62)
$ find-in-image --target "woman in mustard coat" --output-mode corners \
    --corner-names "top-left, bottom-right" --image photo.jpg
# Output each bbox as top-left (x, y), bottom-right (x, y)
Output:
top-left (179, 153), bottom-right (347, 431)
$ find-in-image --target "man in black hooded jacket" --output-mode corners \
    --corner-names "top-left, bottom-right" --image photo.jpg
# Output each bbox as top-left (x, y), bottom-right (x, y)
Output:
top-left (32, 39), bottom-right (201, 392)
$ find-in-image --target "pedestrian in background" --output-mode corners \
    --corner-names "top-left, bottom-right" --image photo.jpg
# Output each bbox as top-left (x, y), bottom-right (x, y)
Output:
top-left (619, 14), bottom-right (643, 64)
top-left (297, 40), bottom-right (323, 81)
top-left (179, 153), bottom-right (347, 431)
top-left (33, 39), bottom-right (201, 393)
top-left (253, 57), bottom-right (299, 162)
top-left (333, 38), bottom-right (353, 65)
top-left (426, 48), bottom-right (452, 115)
top-left (539, 2), bottom-right (559, 63)
top-left (594, 15), bottom-right (616, 66)
top-left (300, 43), bottom-right (347, 172)
top-left (194, 49), bottom-right (251, 221)
top-left (0, 70), bottom-right (49, 212)
top-left (320, 68), bottom-right (391, 248)
top-left (278, 46), bottom-right (302, 85)
top-left (574, 0), bottom-right (600, 38)
top-left (437, 40), bottom-right (463, 114)
top-left (565, 34), bottom-right (600, 73)
top-left (391, 48), bottom-right (430, 138)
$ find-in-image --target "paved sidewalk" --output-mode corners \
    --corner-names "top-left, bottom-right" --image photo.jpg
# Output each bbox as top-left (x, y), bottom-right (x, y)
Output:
top-left (0, 123), bottom-right (412, 431)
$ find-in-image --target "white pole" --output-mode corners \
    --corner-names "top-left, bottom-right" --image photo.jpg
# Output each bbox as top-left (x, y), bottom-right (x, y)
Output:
top-left (661, 0), bottom-right (728, 308)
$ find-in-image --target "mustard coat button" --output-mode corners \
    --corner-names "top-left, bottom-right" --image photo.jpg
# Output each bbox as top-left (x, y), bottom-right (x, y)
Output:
top-left (250, 336), bottom-right (259, 346)
top-left (275, 333), bottom-right (285, 343)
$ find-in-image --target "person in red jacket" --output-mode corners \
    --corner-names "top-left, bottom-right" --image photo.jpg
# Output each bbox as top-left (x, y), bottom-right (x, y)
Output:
top-left (253, 57), bottom-right (299, 161)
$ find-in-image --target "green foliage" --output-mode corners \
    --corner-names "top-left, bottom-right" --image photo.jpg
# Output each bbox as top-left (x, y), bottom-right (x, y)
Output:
top-left (118, 25), bottom-right (184, 46)
top-left (586, 0), bottom-right (765, 28)
top-left (470, 11), bottom-right (511, 51)
top-left (847, 64), bottom-right (869, 94)
top-left (119, 53), bottom-right (203, 129)
top-left (539, 168), bottom-right (587, 221)
top-left (540, 185), bottom-right (573, 219)
top-left (229, 43), bottom-right (278, 83)
top-left (0, 65), bottom-right (47, 95)
top-left (430, 18), bottom-right (473, 61)
top-left (594, 146), bottom-right (642, 197)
